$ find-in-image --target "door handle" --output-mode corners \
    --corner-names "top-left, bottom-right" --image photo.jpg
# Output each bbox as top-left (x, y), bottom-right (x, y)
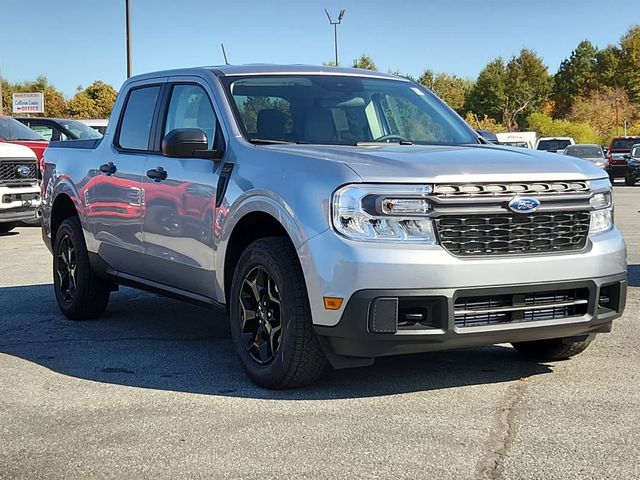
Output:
top-left (146, 166), bottom-right (167, 182)
top-left (99, 162), bottom-right (117, 176)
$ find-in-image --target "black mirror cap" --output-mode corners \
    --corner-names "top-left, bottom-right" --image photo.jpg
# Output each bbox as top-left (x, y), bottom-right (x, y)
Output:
top-left (162, 128), bottom-right (219, 159)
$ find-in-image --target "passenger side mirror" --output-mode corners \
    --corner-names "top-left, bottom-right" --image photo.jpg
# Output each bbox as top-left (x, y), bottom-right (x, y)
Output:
top-left (162, 128), bottom-right (221, 159)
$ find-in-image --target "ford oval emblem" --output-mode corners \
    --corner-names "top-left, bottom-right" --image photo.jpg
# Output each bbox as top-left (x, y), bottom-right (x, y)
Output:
top-left (17, 166), bottom-right (31, 177)
top-left (507, 196), bottom-right (541, 214)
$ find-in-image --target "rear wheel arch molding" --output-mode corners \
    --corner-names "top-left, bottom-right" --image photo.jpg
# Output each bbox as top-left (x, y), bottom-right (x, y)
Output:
top-left (50, 192), bottom-right (81, 244)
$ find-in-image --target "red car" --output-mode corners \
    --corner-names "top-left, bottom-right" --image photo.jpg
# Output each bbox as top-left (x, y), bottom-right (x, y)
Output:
top-left (606, 136), bottom-right (640, 181)
top-left (0, 115), bottom-right (49, 173)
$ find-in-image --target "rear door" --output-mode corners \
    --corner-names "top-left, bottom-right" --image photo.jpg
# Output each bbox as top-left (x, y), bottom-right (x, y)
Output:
top-left (88, 81), bottom-right (164, 278)
top-left (140, 78), bottom-right (224, 297)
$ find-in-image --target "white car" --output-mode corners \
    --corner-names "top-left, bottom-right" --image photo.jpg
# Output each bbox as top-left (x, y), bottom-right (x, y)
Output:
top-left (78, 119), bottom-right (108, 135)
top-left (536, 137), bottom-right (576, 153)
top-left (0, 143), bottom-right (41, 234)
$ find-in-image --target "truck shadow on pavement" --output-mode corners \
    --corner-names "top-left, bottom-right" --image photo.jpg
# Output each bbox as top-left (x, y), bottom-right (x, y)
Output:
top-left (0, 284), bottom-right (554, 400)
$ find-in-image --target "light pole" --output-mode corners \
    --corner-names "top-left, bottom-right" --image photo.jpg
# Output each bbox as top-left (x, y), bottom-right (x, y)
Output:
top-left (324, 9), bottom-right (345, 66)
top-left (126, 0), bottom-right (132, 78)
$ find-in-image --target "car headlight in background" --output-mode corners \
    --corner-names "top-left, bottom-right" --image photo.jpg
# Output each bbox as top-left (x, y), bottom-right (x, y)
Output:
top-left (589, 179), bottom-right (613, 235)
top-left (332, 184), bottom-right (437, 243)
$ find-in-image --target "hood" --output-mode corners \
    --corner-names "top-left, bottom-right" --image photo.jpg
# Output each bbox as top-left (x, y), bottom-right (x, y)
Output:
top-left (7, 140), bottom-right (49, 160)
top-left (265, 144), bottom-right (607, 183)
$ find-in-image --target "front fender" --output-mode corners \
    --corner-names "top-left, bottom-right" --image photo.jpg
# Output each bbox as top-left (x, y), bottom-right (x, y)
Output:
top-left (214, 191), bottom-right (329, 302)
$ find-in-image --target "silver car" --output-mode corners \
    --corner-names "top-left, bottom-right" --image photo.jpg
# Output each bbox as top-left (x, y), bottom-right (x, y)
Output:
top-left (40, 65), bottom-right (627, 388)
top-left (563, 144), bottom-right (608, 169)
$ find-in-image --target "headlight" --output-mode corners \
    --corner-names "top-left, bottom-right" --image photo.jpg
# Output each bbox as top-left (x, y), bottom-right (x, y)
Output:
top-left (589, 180), bottom-right (613, 235)
top-left (332, 184), bottom-right (437, 243)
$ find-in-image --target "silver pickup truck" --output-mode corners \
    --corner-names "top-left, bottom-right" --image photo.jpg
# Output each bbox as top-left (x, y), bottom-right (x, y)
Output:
top-left (41, 65), bottom-right (627, 388)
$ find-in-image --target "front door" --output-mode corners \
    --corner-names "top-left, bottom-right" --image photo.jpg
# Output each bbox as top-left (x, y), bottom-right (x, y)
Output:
top-left (141, 81), bottom-right (222, 298)
top-left (88, 83), bottom-right (162, 278)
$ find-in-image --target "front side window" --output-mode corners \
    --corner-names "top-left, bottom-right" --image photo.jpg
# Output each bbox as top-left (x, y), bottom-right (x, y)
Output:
top-left (117, 85), bottom-right (161, 151)
top-left (164, 84), bottom-right (217, 149)
top-left (222, 75), bottom-right (477, 146)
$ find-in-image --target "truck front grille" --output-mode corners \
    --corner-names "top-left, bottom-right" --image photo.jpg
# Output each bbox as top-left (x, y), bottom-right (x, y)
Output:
top-left (433, 181), bottom-right (590, 197)
top-left (0, 159), bottom-right (38, 186)
top-left (454, 288), bottom-right (589, 327)
top-left (434, 212), bottom-right (591, 256)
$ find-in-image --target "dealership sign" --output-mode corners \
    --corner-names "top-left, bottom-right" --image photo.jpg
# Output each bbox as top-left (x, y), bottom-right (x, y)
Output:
top-left (12, 92), bottom-right (45, 114)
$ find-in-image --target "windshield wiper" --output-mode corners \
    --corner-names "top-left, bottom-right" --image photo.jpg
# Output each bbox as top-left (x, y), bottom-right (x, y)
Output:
top-left (355, 140), bottom-right (413, 146)
top-left (249, 138), bottom-right (296, 145)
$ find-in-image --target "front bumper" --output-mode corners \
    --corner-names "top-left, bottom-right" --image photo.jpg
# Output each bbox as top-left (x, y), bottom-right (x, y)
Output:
top-left (314, 274), bottom-right (626, 365)
top-left (0, 186), bottom-right (41, 223)
top-left (607, 164), bottom-right (627, 178)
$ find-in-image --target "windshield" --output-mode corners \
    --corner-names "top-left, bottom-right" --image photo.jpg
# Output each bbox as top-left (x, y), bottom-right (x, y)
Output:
top-left (222, 75), bottom-right (478, 146)
top-left (537, 139), bottom-right (572, 151)
top-left (0, 116), bottom-right (46, 141)
top-left (59, 120), bottom-right (103, 139)
top-left (564, 145), bottom-right (603, 158)
top-left (611, 138), bottom-right (640, 150)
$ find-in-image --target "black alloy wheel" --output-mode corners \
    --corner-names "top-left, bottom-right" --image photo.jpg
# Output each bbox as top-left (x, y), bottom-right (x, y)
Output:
top-left (53, 216), bottom-right (111, 320)
top-left (55, 233), bottom-right (78, 303)
top-left (238, 266), bottom-right (282, 364)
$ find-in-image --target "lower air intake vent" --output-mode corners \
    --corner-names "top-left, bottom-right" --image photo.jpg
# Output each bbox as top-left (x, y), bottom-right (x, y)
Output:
top-left (454, 288), bottom-right (589, 328)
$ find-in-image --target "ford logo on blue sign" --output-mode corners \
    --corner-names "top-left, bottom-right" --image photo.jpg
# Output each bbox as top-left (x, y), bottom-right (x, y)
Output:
top-left (17, 166), bottom-right (31, 177)
top-left (507, 196), bottom-right (541, 214)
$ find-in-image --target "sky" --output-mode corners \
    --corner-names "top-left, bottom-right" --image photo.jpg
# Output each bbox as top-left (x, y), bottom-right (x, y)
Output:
top-left (1, 0), bottom-right (638, 97)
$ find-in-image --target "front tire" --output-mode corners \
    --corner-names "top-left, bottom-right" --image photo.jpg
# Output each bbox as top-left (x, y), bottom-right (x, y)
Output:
top-left (53, 216), bottom-right (111, 320)
top-left (512, 335), bottom-right (594, 361)
top-left (229, 237), bottom-right (326, 389)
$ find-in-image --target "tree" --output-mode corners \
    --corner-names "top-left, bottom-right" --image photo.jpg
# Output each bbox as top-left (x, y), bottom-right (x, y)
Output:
top-left (594, 45), bottom-right (622, 89)
top-left (464, 112), bottom-right (506, 133)
top-left (568, 87), bottom-right (637, 142)
top-left (84, 81), bottom-right (118, 118)
top-left (527, 112), bottom-right (599, 144)
top-left (619, 26), bottom-right (640, 103)
top-left (553, 40), bottom-right (598, 117)
top-left (465, 58), bottom-right (506, 123)
top-left (418, 70), bottom-right (474, 114)
top-left (67, 91), bottom-right (96, 118)
top-left (352, 54), bottom-right (377, 71)
top-left (502, 49), bottom-right (553, 130)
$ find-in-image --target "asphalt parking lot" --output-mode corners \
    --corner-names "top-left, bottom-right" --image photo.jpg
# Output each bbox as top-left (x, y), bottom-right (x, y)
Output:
top-left (0, 185), bottom-right (638, 480)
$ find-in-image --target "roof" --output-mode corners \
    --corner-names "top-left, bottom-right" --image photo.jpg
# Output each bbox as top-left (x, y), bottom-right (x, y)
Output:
top-left (129, 64), bottom-right (409, 83)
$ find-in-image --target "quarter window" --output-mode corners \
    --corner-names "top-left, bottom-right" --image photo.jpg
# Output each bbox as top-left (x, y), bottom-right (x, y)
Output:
top-left (164, 84), bottom-right (217, 149)
top-left (117, 85), bottom-right (161, 151)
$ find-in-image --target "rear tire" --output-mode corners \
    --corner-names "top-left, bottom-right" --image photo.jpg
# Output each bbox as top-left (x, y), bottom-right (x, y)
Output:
top-left (229, 237), bottom-right (326, 389)
top-left (0, 223), bottom-right (15, 234)
top-left (512, 335), bottom-right (594, 361)
top-left (625, 173), bottom-right (635, 186)
top-left (53, 216), bottom-right (111, 320)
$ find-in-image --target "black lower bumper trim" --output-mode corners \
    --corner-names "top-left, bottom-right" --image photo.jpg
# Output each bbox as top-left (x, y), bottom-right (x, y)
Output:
top-left (314, 274), bottom-right (627, 368)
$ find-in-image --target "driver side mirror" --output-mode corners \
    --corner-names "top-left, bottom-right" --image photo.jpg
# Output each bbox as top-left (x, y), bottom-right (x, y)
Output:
top-left (162, 128), bottom-right (221, 159)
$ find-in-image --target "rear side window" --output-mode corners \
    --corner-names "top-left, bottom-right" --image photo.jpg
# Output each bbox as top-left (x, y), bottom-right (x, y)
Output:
top-left (117, 86), bottom-right (160, 150)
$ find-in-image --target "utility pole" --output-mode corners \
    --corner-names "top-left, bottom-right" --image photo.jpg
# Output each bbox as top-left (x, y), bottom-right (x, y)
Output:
top-left (0, 65), bottom-right (3, 115)
top-left (126, 0), bottom-right (132, 78)
top-left (615, 99), bottom-right (619, 136)
top-left (324, 9), bottom-right (345, 66)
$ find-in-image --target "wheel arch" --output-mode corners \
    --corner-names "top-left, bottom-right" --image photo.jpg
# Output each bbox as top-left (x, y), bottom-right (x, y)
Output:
top-left (217, 191), bottom-right (318, 304)
top-left (50, 192), bottom-right (80, 245)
